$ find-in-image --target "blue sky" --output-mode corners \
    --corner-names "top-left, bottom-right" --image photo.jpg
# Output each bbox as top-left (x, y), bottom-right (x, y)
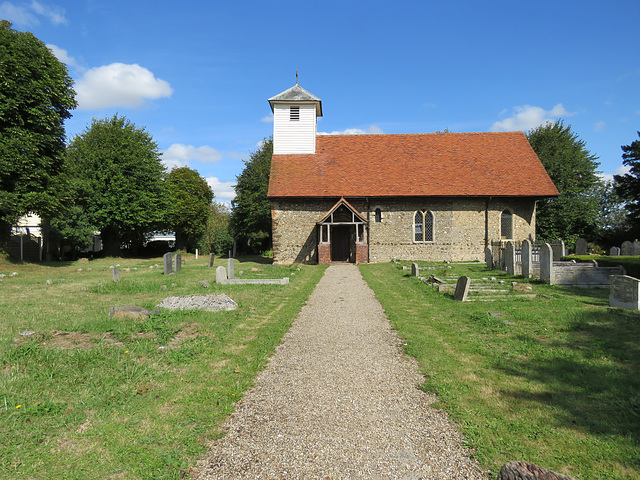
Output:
top-left (2, 0), bottom-right (639, 203)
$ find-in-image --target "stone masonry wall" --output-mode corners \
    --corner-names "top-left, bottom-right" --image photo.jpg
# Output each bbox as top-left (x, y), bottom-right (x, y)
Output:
top-left (272, 197), bottom-right (537, 264)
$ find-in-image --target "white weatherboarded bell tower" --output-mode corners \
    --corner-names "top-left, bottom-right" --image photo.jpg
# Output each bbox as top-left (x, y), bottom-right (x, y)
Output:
top-left (268, 80), bottom-right (323, 155)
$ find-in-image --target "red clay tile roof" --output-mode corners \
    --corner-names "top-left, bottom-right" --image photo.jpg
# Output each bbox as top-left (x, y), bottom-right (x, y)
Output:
top-left (267, 132), bottom-right (559, 198)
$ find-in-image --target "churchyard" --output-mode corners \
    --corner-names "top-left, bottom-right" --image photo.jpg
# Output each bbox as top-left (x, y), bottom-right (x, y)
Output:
top-left (0, 255), bottom-right (638, 479)
top-left (361, 261), bottom-right (640, 480)
top-left (0, 254), bottom-right (325, 479)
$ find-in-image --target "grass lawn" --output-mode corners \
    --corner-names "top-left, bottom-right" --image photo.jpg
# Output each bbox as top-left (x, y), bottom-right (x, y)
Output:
top-left (360, 261), bottom-right (640, 480)
top-left (0, 254), bottom-right (325, 479)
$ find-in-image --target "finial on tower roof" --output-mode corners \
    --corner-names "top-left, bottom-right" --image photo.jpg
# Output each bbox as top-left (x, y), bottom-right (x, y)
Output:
top-left (296, 70), bottom-right (298, 85)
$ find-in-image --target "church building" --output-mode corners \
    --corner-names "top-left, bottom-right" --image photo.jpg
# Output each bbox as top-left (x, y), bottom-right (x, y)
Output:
top-left (266, 82), bottom-right (558, 264)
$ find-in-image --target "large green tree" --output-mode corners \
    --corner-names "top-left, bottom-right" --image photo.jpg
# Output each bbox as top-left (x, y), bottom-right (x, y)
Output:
top-left (231, 137), bottom-right (273, 253)
top-left (614, 132), bottom-right (640, 234)
top-left (527, 121), bottom-right (600, 244)
top-left (167, 166), bottom-right (213, 252)
top-left (203, 202), bottom-right (233, 255)
top-left (65, 115), bottom-right (168, 256)
top-left (0, 20), bottom-right (77, 244)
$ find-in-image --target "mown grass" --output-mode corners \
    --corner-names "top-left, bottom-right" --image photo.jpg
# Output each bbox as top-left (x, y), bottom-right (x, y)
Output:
top-left (0, 254), bottom-right (325, 479)
top-left (360, 261), bottom-right (640, 480)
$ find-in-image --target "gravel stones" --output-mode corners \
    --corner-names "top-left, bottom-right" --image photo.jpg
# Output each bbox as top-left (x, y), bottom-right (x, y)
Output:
top-left (156, 294), bottom-right (237, 312)
top-left (194, 264), bottom-right (487, 479)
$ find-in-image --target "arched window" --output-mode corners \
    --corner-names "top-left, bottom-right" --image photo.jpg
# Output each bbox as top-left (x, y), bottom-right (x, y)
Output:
top-left (374, 208), bottom-right (382, 223)
top-left (414, 210), bottom-right (434, 242)
top-left (501, 209), bottom-right (513, 239)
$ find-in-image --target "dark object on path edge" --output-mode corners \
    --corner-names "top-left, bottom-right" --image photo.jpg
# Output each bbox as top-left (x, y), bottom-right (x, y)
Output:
top-left (497, 461), bottom-right (578, 480)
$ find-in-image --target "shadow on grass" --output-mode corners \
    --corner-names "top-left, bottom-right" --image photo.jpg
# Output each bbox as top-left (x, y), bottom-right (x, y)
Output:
top-left (495, 308), bottom-right (640, 442)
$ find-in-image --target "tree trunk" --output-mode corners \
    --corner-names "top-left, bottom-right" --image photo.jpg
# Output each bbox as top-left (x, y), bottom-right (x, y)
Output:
top-left (497, 461), bottom-right (578, 480)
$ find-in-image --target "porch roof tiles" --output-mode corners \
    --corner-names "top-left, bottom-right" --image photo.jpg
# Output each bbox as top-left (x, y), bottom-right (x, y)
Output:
top-left (267, 131), bottom-right (559, 198)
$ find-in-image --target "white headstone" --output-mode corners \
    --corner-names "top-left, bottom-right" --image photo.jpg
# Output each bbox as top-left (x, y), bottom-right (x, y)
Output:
top-left (610, 246), bottom-right (620, 256)
top-left (610, 275), bottom-right (640, 310)
top-left (216, 266), bottom-right (227, 284)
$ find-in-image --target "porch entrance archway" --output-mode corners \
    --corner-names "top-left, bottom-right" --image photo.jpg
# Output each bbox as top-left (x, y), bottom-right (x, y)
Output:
top-left (317, 198), bottom-right (369, 264)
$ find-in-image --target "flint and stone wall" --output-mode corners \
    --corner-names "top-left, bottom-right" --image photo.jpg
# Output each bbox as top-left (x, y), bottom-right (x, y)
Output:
top-left (271, 197), bottom-right (537, 264)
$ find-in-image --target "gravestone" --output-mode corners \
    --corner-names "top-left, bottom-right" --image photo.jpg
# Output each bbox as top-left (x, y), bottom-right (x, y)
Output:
top-left (112, 266), bottom-right (120, 282)
top-left (485, 247), bottom-right (493, 270)
top-left (540, 242), bottom-right (553, 284)
top-left (453, 276), bottom-right (470, 301)
top-left (228, 257), bottom-right (235, 279)
top-left (610, 246), bottom-right (620, 256)
top-left (551, 240), bottom-right (565, 261)
top-left (174, 253), bottom-right (182, 273)
top-left (163, 252), bottom-right (172, 275)
top-left (575, 237), bottom-right (588, 255)
top-left (504, 241), bottom-right (515, 275)
top-left (216, 266), bottom-right (227, 284)
top-left (634, 241), bottom-right (640, 256)
top-left (208, 253), bottom-right (215, 268)
top-left (621, 241), bottom-right (633, 256)
top-left (521, 239), bottom-right (532, 279)
top-left (610, 275), bottom-right (640, 310)
top-left (411, 263), bottom-right (419, 277)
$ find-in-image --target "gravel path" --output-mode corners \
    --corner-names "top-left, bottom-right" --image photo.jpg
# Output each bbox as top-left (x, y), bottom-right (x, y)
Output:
top-left (194, 264), bottom-right (487, 479)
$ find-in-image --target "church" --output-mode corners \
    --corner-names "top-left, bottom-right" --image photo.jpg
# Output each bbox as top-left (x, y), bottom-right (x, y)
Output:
top-left (266, 82), bottom-right (558, 264)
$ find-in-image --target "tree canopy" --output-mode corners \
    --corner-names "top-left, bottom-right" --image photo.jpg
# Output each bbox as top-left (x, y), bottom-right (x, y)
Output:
top-left (0, 20), bottom-right (77, 243)
top-left (614, 132), bottom-right (640, 234)
top-left (167, 166), bottom-right (213, 252)
top-left (65, 115), bottom-right (168, 256)
top-left (526, 121), bottom-right (600, 244)
top-left (231, 137), bottom-right (273, 252)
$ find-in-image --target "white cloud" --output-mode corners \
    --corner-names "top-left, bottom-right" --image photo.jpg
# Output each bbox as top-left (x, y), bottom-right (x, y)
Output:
top-left (161, 144), bottom-right (222, 171)
top-left (615, 164), bottom-right (631, 176)
top-left (0, 1), bottom-right (67, 26)
top-left (75, 63), bottom-right (173, 110)
top-left (490, 104), bottom-right (573, 132)
top-left (593, 121), bottom-right (606, 132)
top-left (30, 1), bottom-right (66, 25)
top-left (46, 43), bottom-right (80, 70)
top-left (205, 177), bottom-right (236, 203)
top-left (261, 114), bottom-right (274, 123)
top-left (319, 125), bottom-right (384, 135)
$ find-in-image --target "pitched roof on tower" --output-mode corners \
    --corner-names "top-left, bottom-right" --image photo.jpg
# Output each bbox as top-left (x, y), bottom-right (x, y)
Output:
top-left (267, 131), bottom-right (559, 198)
top-left (268, 84), bottom-right (323, 116)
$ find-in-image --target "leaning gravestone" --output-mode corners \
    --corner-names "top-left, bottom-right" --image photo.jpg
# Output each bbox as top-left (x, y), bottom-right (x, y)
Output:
top-left (610, 246), bottom-right (620, 256)
top-left (216, 266), bottom-right (227, 284)
top-left (621, 241), bottom-right (633, 256)
top-left (453, 276), bottom-right (470, 301)
top-left (174, 253), bottom-right (182, 273)
top-left (163, 252), bottom-right (172, 275)
top-left (411, 263), bottom-right (419, 277)
top-left (575, 237), bottom-right (588, 255)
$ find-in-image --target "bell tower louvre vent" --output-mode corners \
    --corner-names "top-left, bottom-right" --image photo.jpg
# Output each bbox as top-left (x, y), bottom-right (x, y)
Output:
top-left (290, 106), bottom-right (300, 121)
